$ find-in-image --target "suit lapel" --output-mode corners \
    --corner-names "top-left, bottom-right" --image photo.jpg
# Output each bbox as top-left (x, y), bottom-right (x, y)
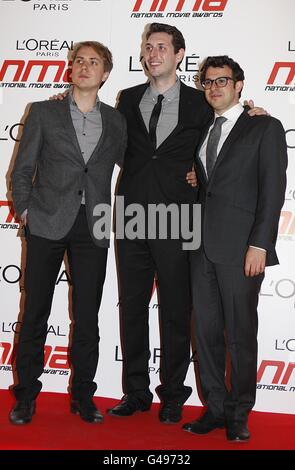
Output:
top-left (208, 111), bottom-right (251, 186)
top-left (87, 102), bottom-right (108, 163)
top-left (55, 95), bottom-right (84, 163)
top-left (133, 83), bottom-right (151, 141)
top-left (157, 81), bottom-right (191, 151)
top-left (195, 118), bottom-right (213, 186)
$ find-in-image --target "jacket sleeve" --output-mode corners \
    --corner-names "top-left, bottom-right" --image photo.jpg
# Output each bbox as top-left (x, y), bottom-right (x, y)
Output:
top-left (248, 117), bottom-right (288, 251)
top-left (11, 102), bottom-right (43, 217)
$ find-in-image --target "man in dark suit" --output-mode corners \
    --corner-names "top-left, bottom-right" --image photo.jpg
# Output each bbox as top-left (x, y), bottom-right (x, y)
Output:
top-left (182, 56), bottom-right (287, 441)
top-left (107, 23), bottom-right (213, 423)
top-left (10, 41), bottom-right (127, 425)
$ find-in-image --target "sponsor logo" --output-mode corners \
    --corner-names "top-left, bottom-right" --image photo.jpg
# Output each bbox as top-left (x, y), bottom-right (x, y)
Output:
top-left (0, 59), bottom-right (72, 90)
top-left (16, 39), bottom-right (74, 58)
top-left (275, 338), bottom-right (295, 352)
top-left (0, 342), bottom-right (69, 374)
top-left (285, 188), bottom-right (295, 202)
top-left (0, 322), bottom-right (66, 337)
top-left (265, 43), bottom-right (295, 92)
top-left (257, 359), bottom-right (295, 392)
top-left (0, 201), bottom-right (19, 230)
top-left (260, 277), bottom-right (295, 303)
top-left (278, 210), bottom-right (295, 240)
top-left (286, 129), bottom-right (295, 149)
top-left (131, 0), bottom-right (228, 18)
top-left (129, 53), bottom-right (200, 84)
top-left (0, 123), bottom-right (23, 142)
top-left (2, 0), bottom-right (102, 13)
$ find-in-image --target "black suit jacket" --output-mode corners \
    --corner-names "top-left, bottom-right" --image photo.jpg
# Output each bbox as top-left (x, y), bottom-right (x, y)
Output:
top-left (117, 81), bottom-right (212, 206)
top-left (195, 110), bottom-right (288, 266)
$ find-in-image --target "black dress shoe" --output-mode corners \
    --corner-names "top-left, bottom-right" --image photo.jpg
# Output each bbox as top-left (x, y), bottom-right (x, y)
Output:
top-left (71, 399), bottom-right (103, 423)
top-left (159, 402), bottom-right (183, 424)
top-left (107, 395), bottom-right (151, 417)
top-left (226, 422), bottom-right (250, 442)
top-left (9, 400), bottom-right (36, 425)
top-left (183, 411), bottom-right (225, 434)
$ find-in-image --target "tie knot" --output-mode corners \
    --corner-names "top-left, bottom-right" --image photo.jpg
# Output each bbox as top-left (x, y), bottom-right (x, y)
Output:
top-left (157, 94), bottom-right (164, 104)
top-left (214, 116), bottom-right (227, 127)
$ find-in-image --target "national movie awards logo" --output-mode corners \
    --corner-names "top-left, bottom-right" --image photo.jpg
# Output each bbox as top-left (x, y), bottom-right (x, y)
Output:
top-left (0, 38), bottom-right (74, 91)
top-left (130, 0), bottom-right (228, 19)
top-left (266, 42), bottom-right (295, 93)
top-left (257, 357), bottom-right (295, 393)
top-left (0, 200), bottom-right (19, 230)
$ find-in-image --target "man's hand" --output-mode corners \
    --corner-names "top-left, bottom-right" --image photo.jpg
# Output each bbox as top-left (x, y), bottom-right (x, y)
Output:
top-left (186, 166), bottom-right (198, 187)
top-left (244, 99), bottom-right (269, 116)
top-left (49, 90), bottom-right (69, 101)
top-left (244, 246), bottom-right (266, 277)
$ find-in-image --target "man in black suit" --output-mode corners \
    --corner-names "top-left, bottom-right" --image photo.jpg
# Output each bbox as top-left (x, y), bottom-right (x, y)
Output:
top-left (10, 41), bottom-right (126, 425)
top-left (107, 23), bottom-right (213, 423)
top-left (183, 56), bottom-right (287, 441)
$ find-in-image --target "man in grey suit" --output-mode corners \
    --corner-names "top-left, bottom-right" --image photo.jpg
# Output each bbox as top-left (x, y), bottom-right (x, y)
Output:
top-left (9, 41), bottom-right (127, 425)
top-left (183, 56), bottom-right (287, 442)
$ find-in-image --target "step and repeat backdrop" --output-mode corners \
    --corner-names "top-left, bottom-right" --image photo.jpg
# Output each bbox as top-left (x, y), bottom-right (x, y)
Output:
top-left (0, 0), bottom-right (294, 414)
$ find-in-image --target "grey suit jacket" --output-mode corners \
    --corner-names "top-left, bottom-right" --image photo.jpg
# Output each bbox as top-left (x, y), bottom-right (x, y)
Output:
top-left (12, 95), bottom-right (127, 248)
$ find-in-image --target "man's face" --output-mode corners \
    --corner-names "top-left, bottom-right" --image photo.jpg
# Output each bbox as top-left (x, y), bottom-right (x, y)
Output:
top-left (204, 65), bottom-right (243, 114)
top-left (143, 32), bottom-right (184, 80)
top-left (71, 46), bottom-right (109, 91)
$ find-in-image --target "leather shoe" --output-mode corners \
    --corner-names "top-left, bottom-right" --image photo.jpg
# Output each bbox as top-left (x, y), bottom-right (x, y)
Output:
top-left (183, 411), bottom-right (225, 434)
top-left (9, 400), bottom-right (36, 425)
top-left (71, 399), bottom-right (103, 423)
top-left (159, 402), bottom-right (183, 424)
top-left (226, 422), bottom-right (250, 442)
top-left (107, 395), bottom-right (151, 417)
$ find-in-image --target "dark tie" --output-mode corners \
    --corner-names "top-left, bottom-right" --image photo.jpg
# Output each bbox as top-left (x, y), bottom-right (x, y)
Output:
top-left (206, 116), bottom-right (227, 177)
top-left (149, 94), bottom-right (164, 149)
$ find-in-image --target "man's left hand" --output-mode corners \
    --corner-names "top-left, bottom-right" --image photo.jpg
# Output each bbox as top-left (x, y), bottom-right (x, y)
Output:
top-left (244, 247), bottom-right (266, 277)
top-left (244, 99), bottom-right (270, 116)
top-left (186, 166), bottom-right (198, 187)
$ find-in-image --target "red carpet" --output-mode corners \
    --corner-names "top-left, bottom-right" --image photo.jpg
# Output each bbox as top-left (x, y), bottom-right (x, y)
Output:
top-left (0, 389), bottom-right (294, 451)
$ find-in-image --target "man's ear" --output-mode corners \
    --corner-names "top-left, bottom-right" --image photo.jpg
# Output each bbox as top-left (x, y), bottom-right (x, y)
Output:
top-left (236, 80), bottom-right (244, 95)
top-left (176, 48), bottom-right (185, 67)
top-left (102, 71), bottom-right (110, 83)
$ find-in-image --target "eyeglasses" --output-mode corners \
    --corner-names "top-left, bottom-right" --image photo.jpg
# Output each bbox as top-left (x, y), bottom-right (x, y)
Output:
top-left (201, 77), bottom-right (236, 90)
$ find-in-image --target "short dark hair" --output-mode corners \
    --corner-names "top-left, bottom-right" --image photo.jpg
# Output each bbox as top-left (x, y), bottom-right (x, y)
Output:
top-left (200, 55), bottom-right (245, 97)
top-left (146, 23), bottom-right (185, 53)
top-left (72, 41), bottom-right (113, 73)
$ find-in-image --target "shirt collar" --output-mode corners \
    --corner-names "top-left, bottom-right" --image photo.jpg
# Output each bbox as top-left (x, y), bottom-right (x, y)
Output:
top-left (148, 77), bottom-right (180, 103)
top-left (214, 102), bottom-right (244, 123)
top-left (69, 89), bottom-right (100, 111)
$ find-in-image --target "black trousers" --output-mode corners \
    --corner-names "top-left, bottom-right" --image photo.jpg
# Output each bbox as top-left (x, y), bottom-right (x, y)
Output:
top-left (190, 248), bottom-right (264, 424)
top-left (117, 237), bottom-right (192, 406)
top-left (13, 206), bottom-right (108, 402)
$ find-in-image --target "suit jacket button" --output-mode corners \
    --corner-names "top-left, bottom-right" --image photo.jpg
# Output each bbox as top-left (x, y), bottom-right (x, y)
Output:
top-left (78, 190), bottom-right (82, 195)
top-left (152, 155), bottom-right (158, 160)
top-left (84, 168), bottom-right (88, 173)
top-left (207, 192), bottom-right (212, 197)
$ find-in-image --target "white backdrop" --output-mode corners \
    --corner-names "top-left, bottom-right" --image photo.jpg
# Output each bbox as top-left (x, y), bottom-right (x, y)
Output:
top-left (0, 0), bottom-right (294, 414)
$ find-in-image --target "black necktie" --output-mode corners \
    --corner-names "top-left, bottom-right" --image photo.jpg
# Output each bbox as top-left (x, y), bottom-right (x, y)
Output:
top-left (149, 94), bottom-right (164, 149)
top-left (206, 116), bottom-right (227, 177)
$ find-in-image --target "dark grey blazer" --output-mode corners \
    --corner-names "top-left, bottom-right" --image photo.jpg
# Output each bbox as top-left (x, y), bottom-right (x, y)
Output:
top-left (12, 96), bottom-right (127, 248)
top-left (195, 111), bottom-right (288, 266)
